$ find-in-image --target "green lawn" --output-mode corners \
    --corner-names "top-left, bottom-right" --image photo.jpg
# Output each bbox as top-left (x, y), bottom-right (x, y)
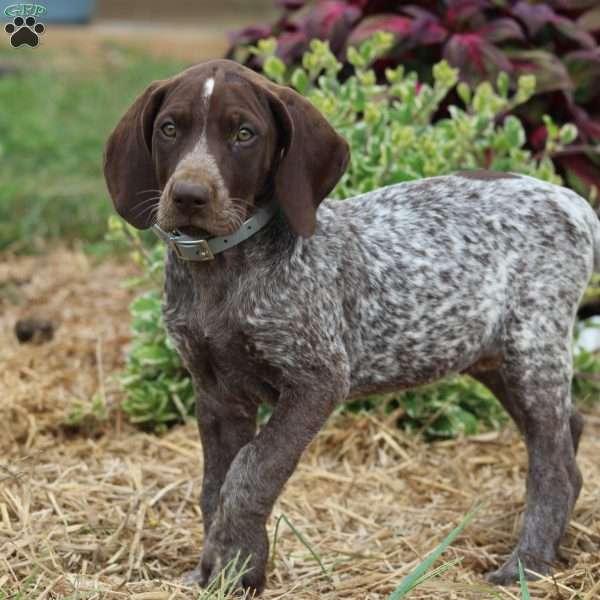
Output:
top-left (0, 45), bottom-right (188, 253)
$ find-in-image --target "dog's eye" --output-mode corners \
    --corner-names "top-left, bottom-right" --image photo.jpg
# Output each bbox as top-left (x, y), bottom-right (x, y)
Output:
top-left (236, 127), bottom-right (254, 143)
top-left (161, 122), bottom-right (177, 138)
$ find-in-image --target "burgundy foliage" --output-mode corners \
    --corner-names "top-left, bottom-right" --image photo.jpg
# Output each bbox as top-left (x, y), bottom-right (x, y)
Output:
top-left (228, 0), bottom-right (600, 194)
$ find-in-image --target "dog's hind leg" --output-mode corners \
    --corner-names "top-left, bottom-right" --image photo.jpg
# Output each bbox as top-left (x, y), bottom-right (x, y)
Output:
top-left (484, 322), bottom-right (582, 585)
top-left (469, 369), bottom-right (524, 434)
top-left (471, 369), bottom-right (584, 456)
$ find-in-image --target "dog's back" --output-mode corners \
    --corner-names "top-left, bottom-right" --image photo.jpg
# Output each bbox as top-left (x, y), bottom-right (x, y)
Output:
top-left (296, 173), bottom-right (599, 395)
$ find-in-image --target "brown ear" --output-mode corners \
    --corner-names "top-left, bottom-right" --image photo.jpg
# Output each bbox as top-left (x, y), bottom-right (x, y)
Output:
top-left (266, 85), bottom-right (350, 237)
top-left (103, 81), bottom-right (167, 229)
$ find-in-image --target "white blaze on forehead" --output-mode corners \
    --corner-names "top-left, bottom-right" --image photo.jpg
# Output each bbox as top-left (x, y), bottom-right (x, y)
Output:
top-left (165, 74), bottom-right (227, 206)
top-left (203, 77), bottom-right (215, 103)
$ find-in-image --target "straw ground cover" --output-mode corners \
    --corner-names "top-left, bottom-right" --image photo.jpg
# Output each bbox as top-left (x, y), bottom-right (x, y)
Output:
top-left (1, 248), bottom-right (599, 599)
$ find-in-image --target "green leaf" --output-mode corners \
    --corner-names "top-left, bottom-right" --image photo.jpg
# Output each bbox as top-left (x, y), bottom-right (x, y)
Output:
top-left (497, 71), bottom-right (510, 98)
top-left (388, 506), bottom-right (482, 599)
top-left (130, 292), bottom-right (161, 315)
top-left (271, 514), bottom-right (331, 580)
top-left (504, 115), bottom-right (526, 148)
top-left (457, 82), bottom-right (471, 105)
top-left (508, 51), bottom-right (571, 95)
top-left (291, 68), bottom-right (310, 95)
top-left (263, 56), bottom-right (286, 84)
top-left (347, 46), bottom-right (365, 69)
top-left (559, 123), bottom-right (578, 145)
top-left (518, 559), bottom-right (531, 600)
top-left (432, 60), bottom-right (458, 90)
top-left (251, 37), bottom-right (277, 58)
top-left (359, 40), bottom-right (375, 64)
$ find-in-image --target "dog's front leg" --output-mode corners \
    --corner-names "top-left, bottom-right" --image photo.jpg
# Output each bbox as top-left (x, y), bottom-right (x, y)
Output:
top-left (195, 394), bottom-right (258, 535)
top-left (183, 392), bottom-right (258, 585)
top-left (198, 381), bottom-right (346, 593)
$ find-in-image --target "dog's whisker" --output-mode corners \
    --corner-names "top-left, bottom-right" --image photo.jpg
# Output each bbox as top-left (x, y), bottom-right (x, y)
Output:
top-left (133, 200), bottom-right (161, 221)
top-left (136, 188), bottom-right (164, 196)
top-left (229, 196), bottom-right (254, 207)
top-left (130, 199), bottom-right (161, 220)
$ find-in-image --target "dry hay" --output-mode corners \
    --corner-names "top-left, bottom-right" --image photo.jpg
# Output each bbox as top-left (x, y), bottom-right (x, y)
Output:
top-left (0, 248), bottom-right (138, 448)
top-left (1, 249), bottom-right (599, 599)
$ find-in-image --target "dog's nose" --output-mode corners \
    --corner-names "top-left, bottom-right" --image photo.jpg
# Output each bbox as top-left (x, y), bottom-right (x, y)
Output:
top-left (172, 181), bottom-right (211, 214)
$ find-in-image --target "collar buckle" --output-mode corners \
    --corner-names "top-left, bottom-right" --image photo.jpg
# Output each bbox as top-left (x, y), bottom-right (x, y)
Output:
top-left (193, 239), bottom-right (215, 261)
top-left (170, 237), bottom-right (215, 261)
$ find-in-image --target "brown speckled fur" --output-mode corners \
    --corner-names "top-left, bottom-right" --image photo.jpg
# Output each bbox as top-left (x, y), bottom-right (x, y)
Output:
top-left (104, 60), bottom-right (600, 593)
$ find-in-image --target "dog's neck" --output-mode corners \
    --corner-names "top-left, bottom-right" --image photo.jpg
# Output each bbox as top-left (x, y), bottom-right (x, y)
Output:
top-left (165, 203), bottom-right (298, 305)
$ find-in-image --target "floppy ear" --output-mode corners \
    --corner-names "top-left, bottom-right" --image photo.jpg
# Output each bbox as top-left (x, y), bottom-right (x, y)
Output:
top-left (266, 85), bottom-right (350, 237)
top-left (103, 81), bottom-right (167, 229)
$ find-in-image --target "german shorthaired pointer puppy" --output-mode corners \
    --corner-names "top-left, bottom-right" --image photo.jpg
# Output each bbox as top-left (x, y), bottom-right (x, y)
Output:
top-left (104, 59), bottom-right (600, 593)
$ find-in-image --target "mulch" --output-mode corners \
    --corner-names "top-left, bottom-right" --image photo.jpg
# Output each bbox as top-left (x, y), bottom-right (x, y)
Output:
top-left (1, 249), bottom-right (599, 599)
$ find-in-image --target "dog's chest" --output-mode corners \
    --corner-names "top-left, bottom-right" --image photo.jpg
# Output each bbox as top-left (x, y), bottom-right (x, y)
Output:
top-left (162, 280), bottom-right (278, 404)
top-left (165, 314), bottom-right (220, 381)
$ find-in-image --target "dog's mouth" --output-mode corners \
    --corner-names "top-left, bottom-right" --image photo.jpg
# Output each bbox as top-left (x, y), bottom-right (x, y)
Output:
top-left (159, 202), bottom-right (245, 238)
top-left (171, 225), bottom-right (211, 238)
top-left (168, 220), bottom-right (240, 238)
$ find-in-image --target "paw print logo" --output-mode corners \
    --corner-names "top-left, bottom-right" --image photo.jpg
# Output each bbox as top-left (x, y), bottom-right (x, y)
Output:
top-left (4, 16), bottom-right (45, 48)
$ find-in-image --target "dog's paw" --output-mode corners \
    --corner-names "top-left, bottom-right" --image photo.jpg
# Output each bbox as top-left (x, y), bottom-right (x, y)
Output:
top-left (198, 518), bottom-right (269, 594)
top-left (182, 565), bottom-right (204, 586)
top-left (486, 555), bottom-right (551, 585)
top-left (486, 564), bottom-right (520, 585)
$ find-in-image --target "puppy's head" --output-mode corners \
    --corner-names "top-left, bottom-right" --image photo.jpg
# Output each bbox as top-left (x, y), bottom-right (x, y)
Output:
top-left (103, 59), bottom-right (349, 238)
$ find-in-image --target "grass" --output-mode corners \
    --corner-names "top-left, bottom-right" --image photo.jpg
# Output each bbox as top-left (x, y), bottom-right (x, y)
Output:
top-left (0, 45), bottom-right (187, 253)
top-left (271, 513), bottom-right (333, 580)
top-left (197, 507), bottom-right (516, 600)
top-left (265, 507), bottom-right (534, 600)
top-left (517, 560), bottom-right (531, 600)
top-left (197, 554), bottom-right (254, 600)
top-left (387, 506), bottom-right (481, 599)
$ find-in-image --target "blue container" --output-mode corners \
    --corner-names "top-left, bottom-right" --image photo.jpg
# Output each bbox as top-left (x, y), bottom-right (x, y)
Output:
top-left (1, 1), bottom-right (96, 24)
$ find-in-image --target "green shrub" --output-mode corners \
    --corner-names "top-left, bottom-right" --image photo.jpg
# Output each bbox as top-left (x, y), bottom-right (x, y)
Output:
top-left (104, 222), bottom-right (193, 431)
top-left (112, 33), bottom-right (598, 434)
top-left (260, 33), bottom-right (569, 192)
top-left (573, 321), bottom-right (600, 403)
top-left (344, 376), bottom-right (507, 440)
top-left (120, 289), bottom-right (194, 429)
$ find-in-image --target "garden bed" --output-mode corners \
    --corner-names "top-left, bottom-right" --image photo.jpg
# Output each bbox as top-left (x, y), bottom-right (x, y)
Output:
top-left (1, 249), bottom-right (599, 599)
